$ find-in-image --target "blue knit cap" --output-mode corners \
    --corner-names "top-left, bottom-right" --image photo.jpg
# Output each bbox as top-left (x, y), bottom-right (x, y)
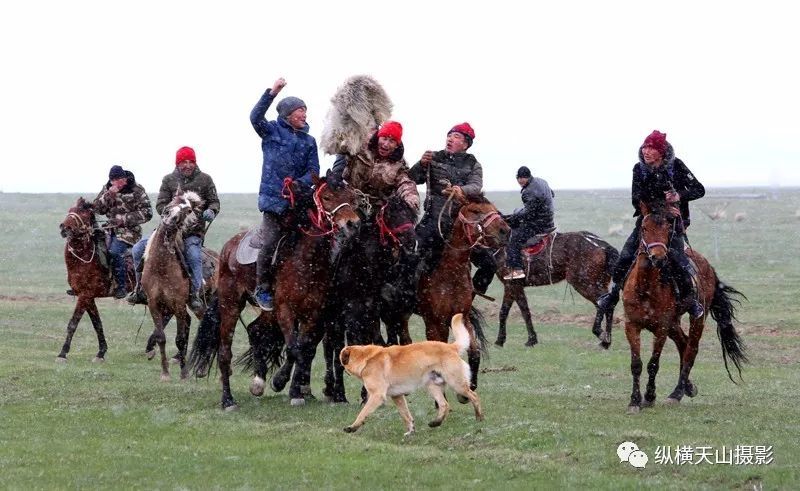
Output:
top-left (276, 96), bottom-right (306, 119)
top-left (109, 165), bottom-right (126, 180)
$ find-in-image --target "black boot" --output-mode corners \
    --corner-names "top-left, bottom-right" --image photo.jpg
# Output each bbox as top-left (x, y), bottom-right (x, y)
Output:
top-left (597, 281), bottom-right (621, 312)
top-left (125, 284), bottom-right (147, 305)
top-left (678, 264), bottom-right (704, 319)
top-left (188, 290), bottom-right (204, 312)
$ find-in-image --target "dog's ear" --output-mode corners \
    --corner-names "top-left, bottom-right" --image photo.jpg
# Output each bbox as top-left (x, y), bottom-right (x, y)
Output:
top-left (339, 346), bottom-right (351, 367)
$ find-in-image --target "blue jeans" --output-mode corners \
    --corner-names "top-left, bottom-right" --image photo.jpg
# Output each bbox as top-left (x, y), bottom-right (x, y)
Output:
top-left (109, 235), bottom-right (131, 290)
top-left (131, 232), bottom-right (203, 294)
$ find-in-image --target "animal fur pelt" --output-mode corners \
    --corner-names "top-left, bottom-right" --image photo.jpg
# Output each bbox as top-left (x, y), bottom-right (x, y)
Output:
top-left (320, 75), bottom-right (393, 156)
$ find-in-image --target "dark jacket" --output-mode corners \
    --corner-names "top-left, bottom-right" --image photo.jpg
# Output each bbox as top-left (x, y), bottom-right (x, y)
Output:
top-left (631, 143), bottom-right (705, 227)
top-left (156, 168), bottom-right (220, 238)
top-left (93, 171), bottom-right (153, 245)
top-left (408, 150), bottom-right (483, 212)
top-left (506, 177), bottom-right (555, 234)
top-left (250, 90), bottom-right (319, 214)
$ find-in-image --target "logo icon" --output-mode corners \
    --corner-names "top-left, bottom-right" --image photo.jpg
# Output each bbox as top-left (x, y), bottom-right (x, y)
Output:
top-left (617, 441), bottom-right (649, 468)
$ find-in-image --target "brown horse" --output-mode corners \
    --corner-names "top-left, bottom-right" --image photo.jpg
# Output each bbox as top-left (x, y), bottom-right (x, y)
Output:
top-left (493, 231), bottom-right (619, 348)
top-left (190, 177), bottom-right (360, 410)
top-left (383, 194), bottom-right (510, 395)
top-left (141, 188), bottom-right (207, 381)
top-left (57, 197), bottom-right (127, 362)
top-left (623, 202), bottom-right (747, 413)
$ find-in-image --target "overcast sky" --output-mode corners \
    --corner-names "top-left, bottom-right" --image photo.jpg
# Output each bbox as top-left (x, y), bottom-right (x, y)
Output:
top-left (1, 1), bottom-right (797, 194)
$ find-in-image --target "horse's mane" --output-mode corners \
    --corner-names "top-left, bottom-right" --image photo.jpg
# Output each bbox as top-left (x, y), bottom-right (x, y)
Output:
top-left (463, 193), bottom-right (492, 205)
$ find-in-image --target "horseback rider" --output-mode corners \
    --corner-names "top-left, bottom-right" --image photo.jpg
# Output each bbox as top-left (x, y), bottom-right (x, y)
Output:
top-left (597, 130), bottom-right (706, 318)
top-left (502, 165), bottom-right (555, 280)
top-left (92, 165), bottom-right (153, 298)
top-left (251, 77), bottom-right (319, 311)
top-left (328, 120), bottom-right (420, 303)
top-left (126, 146), bottom-right (220, 311)
top-left (406, 122), bottom-right (497, 297)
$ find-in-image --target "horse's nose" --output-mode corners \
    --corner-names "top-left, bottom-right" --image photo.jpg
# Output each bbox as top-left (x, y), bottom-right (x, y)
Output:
top-left (498, 226), bottom-right (510, 243)
top-left (59, 224), bottom-right (68, 238)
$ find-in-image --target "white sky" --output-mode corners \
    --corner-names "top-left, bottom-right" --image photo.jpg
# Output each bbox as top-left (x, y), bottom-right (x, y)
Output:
top-left (1, 0), bottom-right (798, 193)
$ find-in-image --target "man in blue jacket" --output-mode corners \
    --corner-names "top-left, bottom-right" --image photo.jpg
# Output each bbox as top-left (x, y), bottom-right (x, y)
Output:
top-left (250, 77), bottom-right (319, 311)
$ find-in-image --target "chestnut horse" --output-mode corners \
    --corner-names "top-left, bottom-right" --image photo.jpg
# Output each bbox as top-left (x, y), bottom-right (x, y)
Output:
top-left (58, 197), bottom-right (132, 362)
top-left (493, 231), bottom-right (619, 348)
top-left (141, 188), bottom-right (207, 381)
top-left (382, 194), bottom-right (510, 395)
top-left (623, 202), bottom-right (747, 413)
top-left (190, 177), bottom-right (360, 410)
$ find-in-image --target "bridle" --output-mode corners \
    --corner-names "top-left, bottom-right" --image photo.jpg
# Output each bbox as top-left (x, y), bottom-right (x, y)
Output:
top-left (63, 210), bottom-right (97, 264)
top-left (304, 182), bottom-right (354, 236)
top-left (453, 206), bottom-right (504, 250)
top-left (639, 213), bottom-right (675, 264)
top-left (376, 202), bottom-right (414, 247)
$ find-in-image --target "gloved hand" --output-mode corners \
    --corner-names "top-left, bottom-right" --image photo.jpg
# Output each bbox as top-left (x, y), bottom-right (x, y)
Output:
top-left (108, 215), bottom-right (125, 228)
top-left (202, 209), bottom-right (216, 222)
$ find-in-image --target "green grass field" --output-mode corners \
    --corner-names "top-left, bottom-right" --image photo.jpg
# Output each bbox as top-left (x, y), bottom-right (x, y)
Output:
top-left (1, 189), bottom-right (798, 489)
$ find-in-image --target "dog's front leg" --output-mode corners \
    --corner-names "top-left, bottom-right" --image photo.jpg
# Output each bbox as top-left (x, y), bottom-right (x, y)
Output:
top-left (392, 395), bottom-right (415, 436)
top-left (343, 392), bottom-right (385, 433)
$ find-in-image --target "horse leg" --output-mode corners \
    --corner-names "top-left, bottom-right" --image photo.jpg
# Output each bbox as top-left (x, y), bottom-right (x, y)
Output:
top-left (599, 307), bottom-right (614, 349)
top-left (174, 309), bottom-right (192, 379)
top-left (666, 325), bottom-right (697, 400)
top-left (288, 326), bottom-right (323, 405)
top-left (625, 322), bottom-right (643, 413)
top-left (85, 298), bottom-right (107, 362)
top-left (495, 286), bottom-right (514, 347)
top-left (57, 296), bottom-right (88, 361)
top-left (667, 317), bottom-right (704, 403)
top-left (218, 306), bottom-right (239, 410)
top-left (246, 316), bottom-right (268, 397)
top-left (146, 313), bottom-right (171, 360)
top-left (464, 316), bottom-right (481, 394)
top-left (642, 331), bottom-right (667, 407)
top-left (323, 322), bottom-right (348, 404)
top-left (147, 306), bottom-right (170, 381)
top-left (515, 288), bottom-right (538, 347)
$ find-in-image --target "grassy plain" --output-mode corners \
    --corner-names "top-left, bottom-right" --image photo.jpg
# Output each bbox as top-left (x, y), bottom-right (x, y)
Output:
top-left (0, 189), bottom-right (798, 489)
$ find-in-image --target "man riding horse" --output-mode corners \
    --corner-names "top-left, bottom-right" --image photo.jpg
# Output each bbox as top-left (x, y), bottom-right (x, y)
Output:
top-left (396, 122), bottom-right (496, 301)
top-left (250, 77), bottom-right (319, 312)
top-left (127, 146), bottom-right (220, 312)
top-left (92, 164), bottom-right (152, 298)
top-left (502, 165), bottom-right (555, 281)
top-left (597, 130), bottom-right (706, 318)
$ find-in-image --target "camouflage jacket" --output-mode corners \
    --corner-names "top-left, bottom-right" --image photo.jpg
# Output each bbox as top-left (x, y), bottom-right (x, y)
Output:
top-left (93, 177), bottom-right (153, 245)
top-left (155, 167), bottom-right (220, 238)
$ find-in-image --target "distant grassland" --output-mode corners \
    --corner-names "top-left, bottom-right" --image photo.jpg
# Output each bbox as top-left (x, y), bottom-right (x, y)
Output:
top-left (0, 189), bottom-right (798, 489)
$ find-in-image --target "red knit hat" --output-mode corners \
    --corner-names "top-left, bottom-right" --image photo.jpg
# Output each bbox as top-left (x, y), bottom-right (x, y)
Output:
top-left (175, 146), bottom-right (196, 164)
top-left (377, 121), bottom-right (403, 143)
top-left (448, 122), bottom-right (475, 147)
top-left (642, 130), bottom-right (668, 155)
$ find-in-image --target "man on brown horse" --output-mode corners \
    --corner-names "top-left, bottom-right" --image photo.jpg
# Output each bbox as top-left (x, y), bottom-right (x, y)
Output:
top-left (250, 77), bottom-right (319, 312)
top-left (404, 122), bottom-right (496, 300)
top-left (328, 120), bottom-right (421, 305)
top-left (127, 146), bottom-right (220, 312)
top-left (502, 165), bottom-right (555, 280)
top-left (92, 165), bottom-right (152, 298)
top-left (597, 130), bottom-right (706, 318)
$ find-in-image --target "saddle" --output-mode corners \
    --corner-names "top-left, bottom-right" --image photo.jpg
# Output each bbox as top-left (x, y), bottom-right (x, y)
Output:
top-left (522, 228), bottom-right (557, 258)
top-left (236, 226), bottom-right (293, 266)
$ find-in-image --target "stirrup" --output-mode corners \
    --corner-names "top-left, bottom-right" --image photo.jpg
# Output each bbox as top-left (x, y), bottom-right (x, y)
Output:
top-left (254, 288), bottom-right (274, 312)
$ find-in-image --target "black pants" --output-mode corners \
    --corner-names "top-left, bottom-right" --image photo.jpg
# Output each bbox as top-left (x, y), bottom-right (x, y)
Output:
top-left (256, 211), bottom-right (284, 290)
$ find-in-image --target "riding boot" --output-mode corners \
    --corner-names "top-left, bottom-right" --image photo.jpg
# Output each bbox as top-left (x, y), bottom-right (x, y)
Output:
top-left (678, 263), bottom-right (704, 319)
top-left (596, 281), bottom-right (621, 312)
top-left (188, 289), bottom-right (204, 312)
top-left (381, 250), bottom-right (420, 307)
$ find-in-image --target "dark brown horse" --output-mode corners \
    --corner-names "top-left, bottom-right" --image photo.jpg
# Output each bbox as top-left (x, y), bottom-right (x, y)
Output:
top-left (382, 195), bottom-right (510, 395)
top-left (190, 177), bottom-right (360, 410)
top-left (141, 188), bottom-right (206, 380)
top-left (623, 202), bottom-right (747, 413)
top-left (493, 231), bottom-right (619, 348)
top-left (58, 198), bottom-right (131, 362)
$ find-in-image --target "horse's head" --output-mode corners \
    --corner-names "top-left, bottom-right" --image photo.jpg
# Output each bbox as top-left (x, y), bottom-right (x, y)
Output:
top-left (456, 196), bottom-right (511, 248)
top-left (639, 201), bottom-right (677, 268)
top-left (60, 197), bottom-right (95, 239)
top-left (310, 174), bottom-right (361, 240)
top-left (162, 188), bottom-right (202, 233)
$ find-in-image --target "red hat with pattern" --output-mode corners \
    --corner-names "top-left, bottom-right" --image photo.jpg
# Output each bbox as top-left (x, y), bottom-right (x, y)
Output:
top-left (377, 120), bottom-right (403, 143)
top-left (175, 146), bottom-right (196, 164)
top-left (448, 122), bottom-right (475, 147)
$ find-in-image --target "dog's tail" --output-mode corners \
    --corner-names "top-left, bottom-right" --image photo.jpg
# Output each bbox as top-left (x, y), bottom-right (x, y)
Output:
top-left (451, 313), bottom-right (470, 356)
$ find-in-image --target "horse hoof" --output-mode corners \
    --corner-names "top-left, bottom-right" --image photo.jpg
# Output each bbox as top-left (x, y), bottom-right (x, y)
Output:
top-left (599, 341), bottom-right (611, 350)
top-left (55, 356), bottom-right (67, 364)
top-left (160, 374), bottom-right (170, 382)
top-left (494, 339), bottom-right (505, 348)
top-left (457, 394), bottom-right (469, 404)
top-left (223, 404), bottom-right (239, 412)
top-left (169, 356), bottom-right (181, 365)
top-left (642, 399), bottom-right (655, 408)
top-left (195, 367), bottom-right (208, 379)
top-left (290, 398), bottom-right (306, 407)
top-left (626, 405), bottom-right (641, 414)
top-left (525, 338), bottom-right (538, 347)
top-left (92, 356), bottom-right (105, 363)
top-left (665, 397), bottom-right (681, 405)
top-left (685, 382), bottom-right (698, 398)
top-left (250, 377), bottom-right (266, 396)
top-left (145, 350), bottom-right (156, 360)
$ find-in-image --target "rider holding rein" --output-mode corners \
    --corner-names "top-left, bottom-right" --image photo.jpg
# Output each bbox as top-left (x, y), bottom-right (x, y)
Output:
top-left (597, 130), bottom-right (706, 318)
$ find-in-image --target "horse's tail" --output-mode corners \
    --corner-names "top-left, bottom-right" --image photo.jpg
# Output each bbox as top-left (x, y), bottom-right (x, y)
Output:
top-left (235, 320), bottom-right (285, 375)
top-left (189, 293), bottom-right (221, 378)
top-left (469, 306), bottom-right (489, 356)
top-left (709, 278), bottom-right (748, 383)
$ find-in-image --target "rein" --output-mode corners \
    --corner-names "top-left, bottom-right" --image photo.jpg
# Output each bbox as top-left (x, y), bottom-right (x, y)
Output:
top-left (376, 203), bottom-right (414, 247)
top-left (301, 183), bottom-right (352, 237)
top-left (449, 208), bottom-right (503, 251)
top-left (64, 211), bottom-right (98, 264)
